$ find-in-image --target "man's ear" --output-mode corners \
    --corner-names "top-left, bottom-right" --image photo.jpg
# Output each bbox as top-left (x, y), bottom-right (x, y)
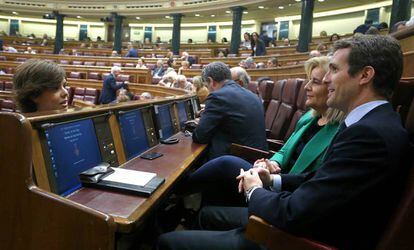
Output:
top-left (359, 66), bottom-right (375, 86)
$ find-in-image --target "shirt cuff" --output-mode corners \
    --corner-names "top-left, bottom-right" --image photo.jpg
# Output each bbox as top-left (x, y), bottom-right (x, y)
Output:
top-left (269, 174), bottom-right (282, 192)
top-left (247, 186), bottom-right (261, 201)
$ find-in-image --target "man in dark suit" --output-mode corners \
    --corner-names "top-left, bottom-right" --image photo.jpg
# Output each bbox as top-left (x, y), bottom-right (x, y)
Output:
top-left (181, 51), bottom-right (196, 66)
top-left (152, 59), bottom-right (166, 77)
top-left (158, 36), bottom-right (411, 250)
top-left (99, 66), bottom-right (127, 104)
top-left (191, 62), bottom-right (268, 160)
top-left (125, 44), bottom-right (138, 57)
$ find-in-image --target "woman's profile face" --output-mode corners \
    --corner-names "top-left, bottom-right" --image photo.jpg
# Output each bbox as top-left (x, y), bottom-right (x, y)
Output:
top-left (33, 79), bottom-right (68, 112)
top-left (244, 33), bottom-right (250, 40)
top-left (304, 66), bottom-right (329, 113)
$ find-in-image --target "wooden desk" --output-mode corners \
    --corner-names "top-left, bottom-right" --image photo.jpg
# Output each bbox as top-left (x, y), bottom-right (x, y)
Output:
top-left (67, 132), bottom-right (206, 233)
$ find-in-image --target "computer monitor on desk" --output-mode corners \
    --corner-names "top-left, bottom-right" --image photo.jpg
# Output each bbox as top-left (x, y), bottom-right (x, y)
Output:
top-left (154, 103), bottom-right (179, 140)
top-left (117, 106), bottom-right (158, 160)
top-left (176, 99), bottom-right (193, 130)
top-left (37, 114), bottom-right (118, 196)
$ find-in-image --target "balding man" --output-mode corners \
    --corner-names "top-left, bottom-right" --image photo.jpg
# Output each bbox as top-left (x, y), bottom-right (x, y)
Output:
top-left (99, 66), bottom-right (127, 104)
top-left (230, 66), bottom-right (250, 88)
top-left (309, 50), bottom-right (321, 58)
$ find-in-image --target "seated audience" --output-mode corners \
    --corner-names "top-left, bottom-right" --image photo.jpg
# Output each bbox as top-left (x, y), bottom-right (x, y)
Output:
top-left (178, 61), bottom-right (190, 75)
top-left (217, 51), bottom-right (225, 58)
top-left (319, 30), bottom-right (327, 37)
top-left (153, 59), bottom-right (166, 77)
top-left (158, 35), bottom-right (410, 250)
top-left (330, 33), bottom-right (340, 42)
top-left (353, 19), bottom-right (373, 34)
top-left (116, 88), bottom-right (131, 103)
top-left (99, 66), bottom-right (128, 104)
top-left (136, 59), bottom-right (147, 69)
top-left (24, 47), bottom-right (36, 54)
top-left (166, 51), bottom-right (174, 59)
top-left (283, 38), bottom-right (291, 46)
top-left (230, 67), bottom-right (250, 88)
top-left (309, 50), bottom-right (321, 58)
top-left (241, 32), bottom-right (251, 50)
top-left (260, 31), bottom-right (272, 47)
top-left (391, 21), bottom-right (407, 33)
top-left (140, 92), bottom-right (153, 100)
top-left (173, 75), bottom-right (194, 91)
top-left (376, 22), bottom-right (389, 30)
top-left (158, 71), bottom-right (177, 87)
top-left (266, 57), bottom-right (278, 68)
top-left (256, 62), bottom-right (265, 69)
top-left (181, 51), bottom-right (196, 66)
top-left (155, 37), bottom-right (162, 43)
top-left (14, 59), bottom-right (68, 113)
top-left (251, 32), bottom-right (266, 56)
top-left (2, 45), bottom-right (17, 53)
top-left (244, 57), bottom-right (256, 69)
top-left (111, 50), bottom-right (119, 57)
top-left (126, 44), bottom-right (138, 57)
top-left (189, 62), bottom-right (268, 159)
top-left (221, 37), bottom-right (228, 43)
top-left (187, 38), bottom-right (193, 44)
top-left (164, 59), bottom-right (176, 74)
top-left (192, 76), bottom-right (209, 104)
top-left (365, 26), bottom-right (380, 35)
top-left (316, 43), bottom-right (328, 52)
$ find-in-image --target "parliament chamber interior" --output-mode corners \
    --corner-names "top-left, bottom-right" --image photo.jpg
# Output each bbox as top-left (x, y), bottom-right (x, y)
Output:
top-left (1, 0), bottom-right (414, 249)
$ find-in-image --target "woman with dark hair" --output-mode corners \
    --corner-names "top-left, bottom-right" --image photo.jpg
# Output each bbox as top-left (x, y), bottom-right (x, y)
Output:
top-left (251, 32), bottom-right (266, 56)
top-left (329, 33), bottom-right (341, 42)
top-left (13, 59), bottom-right (68, 113)
top-left (241, 32), bottom-right (251, 49)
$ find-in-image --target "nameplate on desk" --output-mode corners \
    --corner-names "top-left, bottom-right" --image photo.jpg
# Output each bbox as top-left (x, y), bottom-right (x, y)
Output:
top-left (80, 167), bottom-right (165, 197)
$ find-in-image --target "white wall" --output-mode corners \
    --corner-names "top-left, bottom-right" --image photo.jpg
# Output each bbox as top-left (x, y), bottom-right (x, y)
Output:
top-left (88, 25), bottom-right (106, 41)
top-left (181, 26), bottom-right (207, 43)
top-left (0, 18), bottom-right (9, 34)
top-left (20, 20), bottom-right (55, 38)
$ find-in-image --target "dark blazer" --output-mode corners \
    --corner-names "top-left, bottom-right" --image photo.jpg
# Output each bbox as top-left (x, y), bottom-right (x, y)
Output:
top-left (249, 103), bottom-right (411, 250)
top-left (126, 48), bottom-right (138, 57)
top-left (186, 56), bottom-right (196, 66)
top-left (99, 74), bottom-right (126, 104)
top-left (152, 67), bottom-right (166, 77)
top-left (252, 39), bottom-right (266, 56)
top-left (193, 80), bottom-right (268, 159)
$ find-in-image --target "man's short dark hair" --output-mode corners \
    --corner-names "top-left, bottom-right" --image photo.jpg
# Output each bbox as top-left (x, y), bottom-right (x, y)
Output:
top-left (201, 62), bottom-right (231, 83)
top-left (13, 59), bottom-right (66, 112)
top-left (333, 35), bottom-right (403, 99)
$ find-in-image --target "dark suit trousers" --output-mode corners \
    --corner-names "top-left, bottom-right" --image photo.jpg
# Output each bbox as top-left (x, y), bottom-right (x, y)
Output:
top-left (157, 206), bottom-right (261, 250)
top-left (181, 155), bottom-right (252, 207)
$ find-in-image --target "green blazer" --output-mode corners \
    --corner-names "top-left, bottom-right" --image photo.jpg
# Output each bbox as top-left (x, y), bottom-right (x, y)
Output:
top-left (270, 110), bottom-right (339, 174)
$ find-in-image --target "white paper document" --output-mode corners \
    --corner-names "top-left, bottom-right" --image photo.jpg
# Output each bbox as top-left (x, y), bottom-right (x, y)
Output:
top-left (102, 168), bottom-right (156, 186)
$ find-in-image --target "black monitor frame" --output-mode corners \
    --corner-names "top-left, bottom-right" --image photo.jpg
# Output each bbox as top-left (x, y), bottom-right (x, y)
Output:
top-left (36, 112), bottom-right (118, 196)
top-left (116, 105), bottom-right (158, 160)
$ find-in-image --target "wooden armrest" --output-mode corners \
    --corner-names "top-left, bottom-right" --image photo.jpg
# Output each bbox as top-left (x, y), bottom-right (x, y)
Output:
top-left (230, 143), bottom-right (271, 162)
top-left (246, 215), bottom-right (337, 250)
top-left (267, 139), bottom-right (284, 151)
top-left (72, 99), bottom-right (96, 108)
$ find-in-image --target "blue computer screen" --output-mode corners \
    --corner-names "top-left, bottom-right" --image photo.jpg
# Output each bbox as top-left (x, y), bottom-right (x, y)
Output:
top-left (156, 104), bottom-right (174, 139)
top-left (177, 101), bottom-right (188, 129)
top-left (119, 109), bottom-right (149, 160)
top-left (44, 118), bottom-right (102, 196)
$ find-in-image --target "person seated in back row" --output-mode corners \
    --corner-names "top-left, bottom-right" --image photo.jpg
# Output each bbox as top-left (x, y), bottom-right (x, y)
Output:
top-left (190, 62), bottom-right (268, 160)
top-left (14, 59), bottom-right (68, 113)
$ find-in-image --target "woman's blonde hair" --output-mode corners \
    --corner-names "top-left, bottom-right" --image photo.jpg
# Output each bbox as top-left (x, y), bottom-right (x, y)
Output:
top-left (192, 76), bottom-right (205, 90)
top-left (304, 56), bottom-right (345, 124)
